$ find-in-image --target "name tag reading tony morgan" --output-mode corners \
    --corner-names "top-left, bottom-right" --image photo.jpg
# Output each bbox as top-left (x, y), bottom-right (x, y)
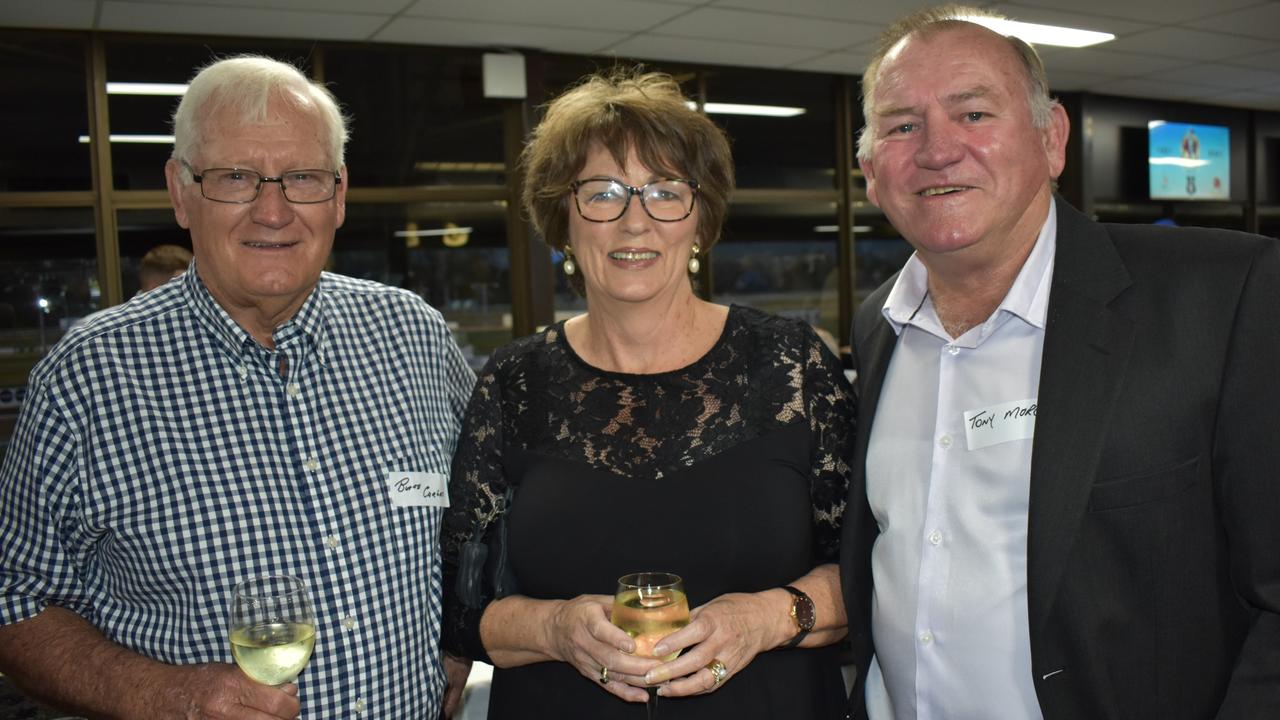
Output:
top-left (387, 471), bottom-right (450, 508)
top-left (963, 398), bottom-right (1037, 451)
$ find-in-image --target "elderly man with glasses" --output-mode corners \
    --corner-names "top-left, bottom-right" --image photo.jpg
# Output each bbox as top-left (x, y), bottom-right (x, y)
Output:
top-left (0, 56), bottom-right (475, 719)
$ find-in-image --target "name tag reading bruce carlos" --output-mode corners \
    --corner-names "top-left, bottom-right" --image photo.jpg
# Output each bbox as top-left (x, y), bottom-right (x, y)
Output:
top-left (963, 398), bottom-right (1037, 451)
top-left (387, 471), bottom-right (450, 508)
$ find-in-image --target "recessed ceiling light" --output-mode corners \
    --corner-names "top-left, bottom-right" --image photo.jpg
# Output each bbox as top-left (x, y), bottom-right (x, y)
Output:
top-left (685, 101), bottom-right (806, 117)
top-left (78, 134), bottom-right (174, 144)
top-left (959, 15), bottom-right (1115, 48)
top-left (106, 82), bottom-right (189, 96)
top-left (393, 227), bottom-right (474, 238)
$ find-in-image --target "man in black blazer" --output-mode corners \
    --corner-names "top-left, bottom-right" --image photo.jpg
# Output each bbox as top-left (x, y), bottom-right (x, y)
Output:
top-left (841, 6), bottom-right (1280, 720)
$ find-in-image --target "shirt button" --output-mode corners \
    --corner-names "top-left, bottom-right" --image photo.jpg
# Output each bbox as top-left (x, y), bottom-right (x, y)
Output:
top-left (342, 616), bottom-right (357, 630)
top-left (946, 345), bottom-right (960, 356)
top-left (928, 530), bottom-right (943, 546)
top-left (919, 631), bottom-right (933, 644)
top-left (938, 435), bottom-right (953, 449)
top-left (304, 458), bottom-right (320, 471)
top-left (286, 383), bottom-right (301, 397)
top-left (354, 698), bottom-right (365, 713)
top-left (238, 364), bottom-right (249, 379)
top-left (324, 535), bottom-right (339, 550)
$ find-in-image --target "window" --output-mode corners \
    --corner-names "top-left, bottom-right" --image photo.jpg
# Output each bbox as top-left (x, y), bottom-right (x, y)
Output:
top-left (0, 33), bottom-right (92, 192)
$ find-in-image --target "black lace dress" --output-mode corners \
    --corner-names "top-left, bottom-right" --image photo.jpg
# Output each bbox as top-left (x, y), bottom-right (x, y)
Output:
top-left (441, 305), bottom-right (854, 719)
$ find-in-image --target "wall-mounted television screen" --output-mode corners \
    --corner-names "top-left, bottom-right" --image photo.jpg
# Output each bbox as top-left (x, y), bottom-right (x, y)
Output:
top-left (1148, 121), bottom-right (1230, 201)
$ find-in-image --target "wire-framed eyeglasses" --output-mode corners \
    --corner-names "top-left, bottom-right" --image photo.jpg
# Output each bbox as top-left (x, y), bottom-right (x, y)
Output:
top-left (569, 178), bottom-right (699, 223)
top-left (184, 161), bottom-right (342, 204)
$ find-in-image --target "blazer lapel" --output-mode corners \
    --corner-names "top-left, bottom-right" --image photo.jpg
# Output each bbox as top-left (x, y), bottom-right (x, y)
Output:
top-left (855, 316), bottom-right (899, 470)
top-left (1027, 198), bottom-right (1135, 633)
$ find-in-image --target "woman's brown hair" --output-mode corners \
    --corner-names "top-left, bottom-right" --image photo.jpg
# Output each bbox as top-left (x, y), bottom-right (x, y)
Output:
top-left (521, 68), bottom-right (735, 291)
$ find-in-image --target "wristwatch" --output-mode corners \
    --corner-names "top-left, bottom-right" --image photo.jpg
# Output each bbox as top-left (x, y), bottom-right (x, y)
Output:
top-left (781, 585), bottom-right (815, 649)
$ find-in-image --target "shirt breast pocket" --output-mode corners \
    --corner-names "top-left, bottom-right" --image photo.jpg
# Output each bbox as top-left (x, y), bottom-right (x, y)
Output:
top-left (1088, 456), bottom-right (1199, 512)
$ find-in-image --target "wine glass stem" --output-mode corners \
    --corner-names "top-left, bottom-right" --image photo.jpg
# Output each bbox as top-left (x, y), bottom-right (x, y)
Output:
top-left (646, 686), bottom-right (657, 720)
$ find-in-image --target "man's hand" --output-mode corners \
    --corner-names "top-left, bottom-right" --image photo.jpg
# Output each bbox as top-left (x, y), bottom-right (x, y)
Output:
top-left (148, 662), bottom-right (301, 720)
top-left (440, 654), bottom-right (473, 719)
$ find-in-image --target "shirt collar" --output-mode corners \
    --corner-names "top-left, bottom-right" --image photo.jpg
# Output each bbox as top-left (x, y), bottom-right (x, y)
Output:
top-left (183, 260), bottom-right (330, 363)
top-left (881, 201), bottom-right (1057, 335)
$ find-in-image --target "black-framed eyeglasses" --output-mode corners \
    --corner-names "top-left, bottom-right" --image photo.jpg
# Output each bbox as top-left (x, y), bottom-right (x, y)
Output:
top-left (184, 161), bottom-right (341, 204)
top-left (569, 177), bottom-right (698, 223)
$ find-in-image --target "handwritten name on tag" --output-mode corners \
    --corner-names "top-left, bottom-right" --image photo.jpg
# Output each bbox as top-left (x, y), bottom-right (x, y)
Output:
top-left (963, 398), bottom-right (1037, 451)
top-left (387, 471), bottom-right (450, 508)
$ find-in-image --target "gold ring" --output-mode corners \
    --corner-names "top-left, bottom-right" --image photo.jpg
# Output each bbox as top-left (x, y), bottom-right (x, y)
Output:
top-left (598, 666), bottom-right (610, 684)
top-left (705, 658), bottom-right (728, 687)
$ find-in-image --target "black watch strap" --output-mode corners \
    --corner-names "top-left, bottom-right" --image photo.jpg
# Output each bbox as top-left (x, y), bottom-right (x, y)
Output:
top-left (781, 585), bottom-right (815, 649)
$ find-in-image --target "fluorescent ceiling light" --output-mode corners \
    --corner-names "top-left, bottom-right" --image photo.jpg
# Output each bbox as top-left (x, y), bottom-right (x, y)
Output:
top-left (394, 227), bottom-right (474, 238)
top-left (815, 224), bottom-right (873, 233)
top-left (106, 82), bottom-right (188, 96)
top-left (685, 101), bottom-right (806, 117)
top-left (959, 15), bottom-right (1114, 48)
top-left (78, 134), bottom-right (174, 144)
top-left (414, 161), bottom-right (505, 173)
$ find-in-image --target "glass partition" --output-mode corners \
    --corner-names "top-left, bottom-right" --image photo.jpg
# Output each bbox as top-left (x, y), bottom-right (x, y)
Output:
top-left (0, 207), bottom-right (99, 367)
top-left (0, 33), bottom-right (92, 192)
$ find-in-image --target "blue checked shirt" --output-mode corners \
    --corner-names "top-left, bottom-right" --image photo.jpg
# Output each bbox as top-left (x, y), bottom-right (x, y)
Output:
top-left (0, 267), bottom-right (475, 718)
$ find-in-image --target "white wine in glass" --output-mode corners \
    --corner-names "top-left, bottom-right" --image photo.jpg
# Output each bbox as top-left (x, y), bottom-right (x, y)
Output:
top-left (229, 574), bottom-right (316, 686)
top-left (610, 572), bottom-right (690, 662)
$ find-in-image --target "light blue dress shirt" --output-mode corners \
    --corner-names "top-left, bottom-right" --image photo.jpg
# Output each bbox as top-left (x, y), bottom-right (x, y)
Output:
top-left (866, 204), bottom-right (1057, 720)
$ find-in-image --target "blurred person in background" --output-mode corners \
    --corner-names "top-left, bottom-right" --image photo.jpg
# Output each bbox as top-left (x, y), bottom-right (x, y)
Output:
top-left (137, 243), bottom-right (194, 293)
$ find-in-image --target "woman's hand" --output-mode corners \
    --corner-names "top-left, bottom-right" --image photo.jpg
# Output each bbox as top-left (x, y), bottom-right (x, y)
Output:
top-left (641, 590), bottom-right (787, 698)
top-left (544, 594), bottom-right (662, 703)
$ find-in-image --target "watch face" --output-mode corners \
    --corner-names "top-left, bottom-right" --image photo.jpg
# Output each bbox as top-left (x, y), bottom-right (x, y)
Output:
top-left (793, 594), bottom-right (816, 631)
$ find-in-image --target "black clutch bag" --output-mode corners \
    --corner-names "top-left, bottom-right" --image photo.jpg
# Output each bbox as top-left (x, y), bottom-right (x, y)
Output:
top-left (456, 486), bottom-right (519, 609)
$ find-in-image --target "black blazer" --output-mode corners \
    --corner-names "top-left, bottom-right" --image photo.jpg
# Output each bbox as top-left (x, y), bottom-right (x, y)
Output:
top-left (840, 197), bottom-right (1280, 719)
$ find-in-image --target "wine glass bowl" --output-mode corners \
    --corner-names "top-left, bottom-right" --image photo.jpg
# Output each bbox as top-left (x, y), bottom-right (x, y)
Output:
top-left (610, 572), bottom-right (690, 662)
top-left (229, 574), bottom-right (316, 686)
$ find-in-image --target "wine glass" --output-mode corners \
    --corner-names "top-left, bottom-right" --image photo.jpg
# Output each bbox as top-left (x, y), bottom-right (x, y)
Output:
top-left (229, 574), bottom-right (317, 686)
top-left (611, 572), bottom-right (690, 718)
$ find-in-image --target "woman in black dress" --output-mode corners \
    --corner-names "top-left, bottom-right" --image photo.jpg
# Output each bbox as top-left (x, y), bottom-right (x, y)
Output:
top-left (441, 68), bottom-right (854, 719)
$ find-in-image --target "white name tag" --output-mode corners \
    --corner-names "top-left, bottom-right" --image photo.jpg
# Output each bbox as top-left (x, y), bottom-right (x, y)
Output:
top-left (963, 398), bottom-right (1037, 451)
top-left (387, 471), bottom-right (450, 508)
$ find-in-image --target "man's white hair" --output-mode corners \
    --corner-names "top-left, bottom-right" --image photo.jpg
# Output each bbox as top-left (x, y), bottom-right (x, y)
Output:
top-left (171, 55), bottom-right (349, 180)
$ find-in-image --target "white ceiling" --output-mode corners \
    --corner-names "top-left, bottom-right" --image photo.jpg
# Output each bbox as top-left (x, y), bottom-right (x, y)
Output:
top-left (4, 0), bottom-right (1280, 111)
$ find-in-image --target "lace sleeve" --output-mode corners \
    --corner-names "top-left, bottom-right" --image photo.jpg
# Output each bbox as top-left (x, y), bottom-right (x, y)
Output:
top-left (803, 329), bottom-right (855, 563)
top-left (441, 356), bottom-right (511, 662)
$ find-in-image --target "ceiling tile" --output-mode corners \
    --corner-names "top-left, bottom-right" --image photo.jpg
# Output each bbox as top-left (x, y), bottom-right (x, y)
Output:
top-left (988, 3), bottom-right (1151, 36)
top-left (1009, 0), bottom-right (1260, 25)
top-left (1146, 63), bottom-right (1280, 92)
top-left (1222, 48), bottom-right (1280, 72)
top-left (1092, 77), bottom-right (1224, 103)
top-left (648, 7), bottom-right (880, 51)
top-left (405, 0), bottom-right (692, 32)
top-left (787, 50), bottom-right (872, 75)
top-left (99, 2), bottom-right (386, 40)
top-left (4, 0), bottom-right (1280, 112)
top-left (1209, 89), bottom-right (1280, 112)
top-left (710, 0), bottom-right (938, 25)
top-left (1104, 27), bottom-right (1279, 61)
top-left (1038, 47), bottom-right (1191, 78)
top-left (1043, 69), bottom-right (1114, 92)
top-left (375, 16), bottom-right (628, 55)
top-left (138, 0), bottom-right (406, 12)
top-left (0, 0), bottom-right (96, 29)
top-left (606, 34), bottom-right (820, 69)
top-left (1188, 3), bottom-right (1280, 42)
